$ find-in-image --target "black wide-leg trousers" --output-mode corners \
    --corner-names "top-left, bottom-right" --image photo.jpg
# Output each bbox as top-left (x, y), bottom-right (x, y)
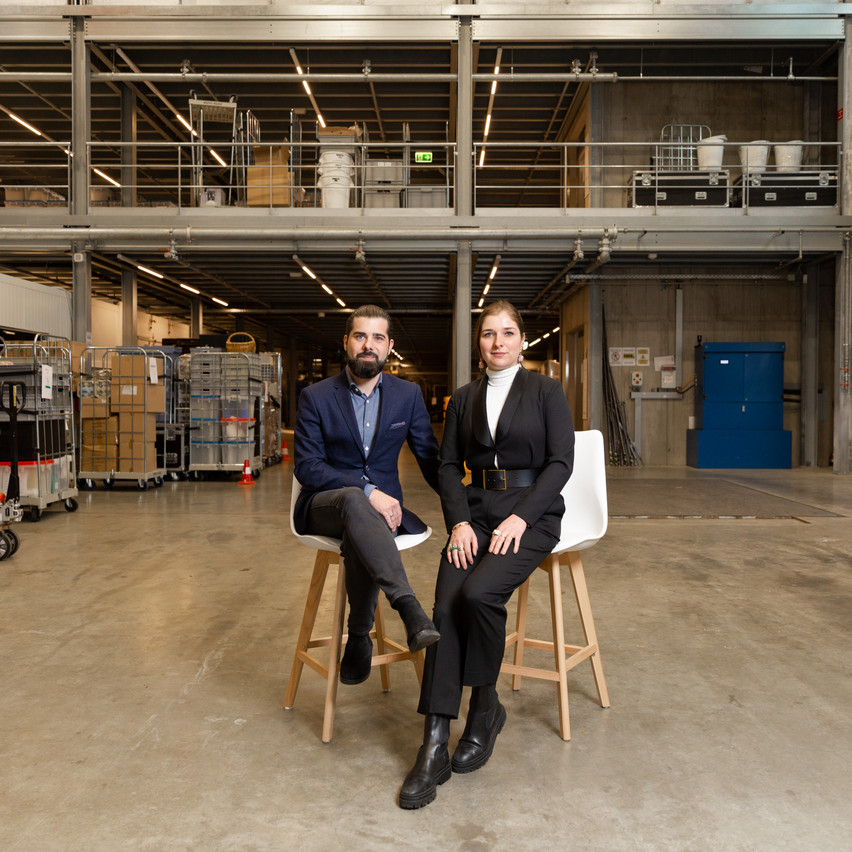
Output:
top-left (305, 487), bottom-right (414, 635)
top-left (417, 489), bottom-right (558, 719)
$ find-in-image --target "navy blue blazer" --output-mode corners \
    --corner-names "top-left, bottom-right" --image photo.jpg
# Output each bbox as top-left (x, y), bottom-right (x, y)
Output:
top-left (293, 370), bottom-right (440, 535)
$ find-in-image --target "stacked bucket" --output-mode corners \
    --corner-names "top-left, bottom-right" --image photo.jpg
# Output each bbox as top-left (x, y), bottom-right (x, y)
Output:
top-left (318, 149), bottom-right (355, 208)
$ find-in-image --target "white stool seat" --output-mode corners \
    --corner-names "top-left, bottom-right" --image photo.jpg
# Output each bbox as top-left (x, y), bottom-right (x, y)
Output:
top-left (284, 476), bottom-right (432, 742)
top-left (501, 429), bottom-right (611, 740)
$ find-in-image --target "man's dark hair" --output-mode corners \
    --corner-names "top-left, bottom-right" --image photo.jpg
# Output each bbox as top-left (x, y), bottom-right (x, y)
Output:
top-left (345, 304), bottom-right (393, 339)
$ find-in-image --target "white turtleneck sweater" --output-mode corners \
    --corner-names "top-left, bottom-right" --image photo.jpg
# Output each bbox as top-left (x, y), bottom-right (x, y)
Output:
top-left (485, 363), bottom-right (521, 466)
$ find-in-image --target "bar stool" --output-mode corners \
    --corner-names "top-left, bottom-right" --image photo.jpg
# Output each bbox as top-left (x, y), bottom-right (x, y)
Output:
top-left (501, 429), bottom-right (611, 740)
top-left (284, 477), bottom-right (432, 742)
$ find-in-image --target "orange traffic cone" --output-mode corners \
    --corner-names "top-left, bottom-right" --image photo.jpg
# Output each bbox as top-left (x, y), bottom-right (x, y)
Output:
top-left (281, 439), bottom-right (290, 462)
top-left (239, 459), bottom-right (255, 486)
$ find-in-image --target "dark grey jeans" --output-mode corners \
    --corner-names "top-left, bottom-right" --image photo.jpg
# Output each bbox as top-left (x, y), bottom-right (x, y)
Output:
top-left (305, 486), bottom-right (414, 634)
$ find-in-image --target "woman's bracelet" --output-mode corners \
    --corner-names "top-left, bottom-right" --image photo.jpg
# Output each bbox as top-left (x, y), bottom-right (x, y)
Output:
top-left (451, 521), bottom-right (471, 531)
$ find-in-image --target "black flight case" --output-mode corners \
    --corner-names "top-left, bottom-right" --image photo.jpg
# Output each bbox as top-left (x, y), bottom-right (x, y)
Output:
top-left (631, 170), bottom-right (730, 208)
top-left (733, 170), bottom-right (837, 207)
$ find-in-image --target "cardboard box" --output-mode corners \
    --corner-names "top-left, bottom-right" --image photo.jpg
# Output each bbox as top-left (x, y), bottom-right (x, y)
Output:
top-left (246, 165), bottom-right (292, 207)
top-left (80, 442), bottom-right (117, 471)
top-left (110, 353), bottom-right (148, 381)
top-left (147, 383), bottom-right (166, 413)
top-left (80, 398), bottom-right (111, 420)
top-left (81, 415), bottom-right (118, 440)
top-left (118, 412), bottom-right (157, 438)
top-left (252, 143), bottom-right (289, 166)
top-left (110, 381), bottom-right (142, 411)
top-left (317, 125), bottom-right (362, 140)
top-left (118, 442), bottom-right (158, 473)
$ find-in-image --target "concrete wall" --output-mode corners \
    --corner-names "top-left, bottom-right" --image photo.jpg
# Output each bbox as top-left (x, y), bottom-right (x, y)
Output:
top-left (596, 80), bottom-right (834, 207)
top-left (590, 269), bottom-right (809, 466)
top-left (91, 300), bottom-right (191, 348)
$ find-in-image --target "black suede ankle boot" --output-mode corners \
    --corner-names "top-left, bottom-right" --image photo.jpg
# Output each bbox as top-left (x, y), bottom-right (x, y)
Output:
top-left (399, 714), bottom-right (452, 810)
top-left (339, 633), bottom-right (372, 685)
top-left (451, 684), bottom-right (506, 773)
top-left (392, 594), bottom-right (440, 653)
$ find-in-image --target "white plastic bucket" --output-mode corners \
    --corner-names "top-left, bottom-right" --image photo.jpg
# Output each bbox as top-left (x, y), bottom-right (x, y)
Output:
top-left (319, 150), bottom-right (354, 166)
top-left (739, 141), bottom-right (771, 174)
top-left (696, 135), bottom-right (727, 170)
top-left (317, 165), bottom-right (354, 179)
top-left (774, 141), bottom-right (804, 172)
top-left (319, 174), bottom-right (352, 208)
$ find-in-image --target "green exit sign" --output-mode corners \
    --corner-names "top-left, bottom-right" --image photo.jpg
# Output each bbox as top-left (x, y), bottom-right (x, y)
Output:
top-left (414, 151), bottom-right (433, 163)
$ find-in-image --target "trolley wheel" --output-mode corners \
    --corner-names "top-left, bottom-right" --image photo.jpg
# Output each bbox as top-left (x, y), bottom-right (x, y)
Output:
top-left (29, 507), bottom-right (44, 522)
top-left (6, 528), bottom-right (19, 556)
top-left (153, 477), bottom-right (164, 488)
top-left (64, 498), bottom-right (79, 512)
top-left (251, 468), bottom-right (261, 480)
top-left (191, 471), bottom-right (205, 482)
top-left (78, 478), bottom-right (95, 491)
top-left (168, 471), bottom-right (181, 482)
top-left (0, 530), bottom-right (12, 561)
top-left (137, 479), bottom-right (149, 491)
top-left (103, 478), bottom-right (115, 489)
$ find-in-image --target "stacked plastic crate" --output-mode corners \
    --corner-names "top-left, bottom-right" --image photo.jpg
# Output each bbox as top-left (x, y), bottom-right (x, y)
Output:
top-left (189, 350), bottom-right (263, 476)
top-left (364, 159), bottom-right (403, 208)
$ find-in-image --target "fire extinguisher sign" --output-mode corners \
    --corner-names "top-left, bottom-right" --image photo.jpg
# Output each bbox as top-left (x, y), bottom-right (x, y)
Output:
top-left (839, 107), bottom-right (844, 121)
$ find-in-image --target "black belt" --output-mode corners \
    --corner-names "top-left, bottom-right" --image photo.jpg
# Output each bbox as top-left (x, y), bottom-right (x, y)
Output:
top-left (470, 467), bottom-right (542, 490)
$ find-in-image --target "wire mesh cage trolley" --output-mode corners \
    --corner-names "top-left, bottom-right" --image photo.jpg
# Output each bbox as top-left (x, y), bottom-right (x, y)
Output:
top-left (0, 334), bottom-right (79, 520)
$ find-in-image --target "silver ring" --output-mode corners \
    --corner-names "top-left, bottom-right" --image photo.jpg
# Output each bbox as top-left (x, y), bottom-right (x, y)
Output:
top-left (493, 530), bottom-right (504, 537)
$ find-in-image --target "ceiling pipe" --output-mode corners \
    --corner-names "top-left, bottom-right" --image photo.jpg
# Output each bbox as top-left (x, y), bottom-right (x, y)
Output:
top-left (0, 71), bottom-right (837, 83)
top-left (584, 233), bottom-right (613, 274)
top-left (0, 225), bottom-right (621, 244)
top-left (529, 237), bottom-right (585, 308)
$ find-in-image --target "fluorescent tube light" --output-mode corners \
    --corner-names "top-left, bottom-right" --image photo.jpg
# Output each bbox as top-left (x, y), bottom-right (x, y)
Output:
top-left (8, 112), bottom-right (42, 136)
top-left (93, 168), bottom-right (121, 188)
top-left (211, 297), bottom-right (229, 307)
top-left (180, 283), bottom-right (200, 295)
top-left (136, 264), bottom-right (163, 279)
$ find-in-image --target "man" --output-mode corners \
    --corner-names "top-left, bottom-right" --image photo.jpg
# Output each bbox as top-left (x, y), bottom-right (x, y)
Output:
top-left (293, 304), bottom-right (440, 685)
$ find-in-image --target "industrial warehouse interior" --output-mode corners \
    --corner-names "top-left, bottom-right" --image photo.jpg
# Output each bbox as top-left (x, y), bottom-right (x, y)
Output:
top-left (1, 1), bottom-right (851, 850)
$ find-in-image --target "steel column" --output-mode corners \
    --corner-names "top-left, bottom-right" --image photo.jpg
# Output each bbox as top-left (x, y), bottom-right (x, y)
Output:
top-left (802, 265), bottom-right (819, 467)
top-left (456, 17), bottom-right (473, 216)
top-left (453, 242), bottom-right (473, 392)
top-left (121, 267), bottom-right (138, 347)
top-left (71, 17), bottom-right (89, 216)
top-left (191, 300), bottom-right (203, 338)
top-left (120, 87), bottom-right (138, 209)
top-left (72, 245), bottom-right (92, 344)
top-left (834, 236), bottom-right (852, 474)
top-left (588, 282), bottom-right (603, 432)
top-left (288, 336), bottom-right (298, 429)
top-left (842, 16), bottom-right (852, 216)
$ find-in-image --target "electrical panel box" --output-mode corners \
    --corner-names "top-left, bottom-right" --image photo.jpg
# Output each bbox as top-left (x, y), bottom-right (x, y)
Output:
top-left (688, 341), bottom-right (791, 468)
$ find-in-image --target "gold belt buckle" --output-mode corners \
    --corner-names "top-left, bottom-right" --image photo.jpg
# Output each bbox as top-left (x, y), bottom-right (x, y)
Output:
top-left (485, 468), bottom-right (507, 490)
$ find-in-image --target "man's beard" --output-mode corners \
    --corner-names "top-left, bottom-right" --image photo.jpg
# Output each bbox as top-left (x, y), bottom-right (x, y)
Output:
top-left (348, 351), bottom-right (386, 379)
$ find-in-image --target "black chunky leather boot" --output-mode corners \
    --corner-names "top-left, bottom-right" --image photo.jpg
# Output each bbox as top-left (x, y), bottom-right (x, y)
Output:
top-left (398, 714), bottom-right (452, 809)
top-left (451, 684), bottom-right (506, 773)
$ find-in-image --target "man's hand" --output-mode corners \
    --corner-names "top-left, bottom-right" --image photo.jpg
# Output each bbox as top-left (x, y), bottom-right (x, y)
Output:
top-left (369, 488), bottom-right (403, 531)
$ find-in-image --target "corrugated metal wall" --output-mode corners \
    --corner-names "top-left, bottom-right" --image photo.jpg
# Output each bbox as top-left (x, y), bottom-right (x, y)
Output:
top-left (0, 272), bottom-right (72, 339)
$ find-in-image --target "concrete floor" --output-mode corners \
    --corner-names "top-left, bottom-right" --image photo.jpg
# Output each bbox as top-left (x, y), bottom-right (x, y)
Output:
top-left (2, 452), bottom-right (852, 851)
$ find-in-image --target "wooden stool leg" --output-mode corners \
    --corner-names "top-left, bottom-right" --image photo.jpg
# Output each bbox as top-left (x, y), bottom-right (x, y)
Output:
top-left (284, 551), bottom-right (333, 709)
top-left (549, 560), bottom-right (571, 741)
top-left (374, 599), bottom-right (392, 691)
top-left (321, 558), bottom-right (347, 743)
top-left (567, 552), bottom-right (610, 709)
top-left (511, 576), bottom-right (532, 691)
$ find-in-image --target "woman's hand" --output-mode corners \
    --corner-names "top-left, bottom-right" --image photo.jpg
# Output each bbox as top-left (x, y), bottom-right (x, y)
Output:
top-left (446, 522), bottom-right (478, 570)
top-left (488, 514), bottom-right (527, 555)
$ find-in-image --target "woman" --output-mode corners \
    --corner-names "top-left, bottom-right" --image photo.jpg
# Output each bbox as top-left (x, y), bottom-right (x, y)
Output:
top-left (399, 300), bottom-right (575, 810)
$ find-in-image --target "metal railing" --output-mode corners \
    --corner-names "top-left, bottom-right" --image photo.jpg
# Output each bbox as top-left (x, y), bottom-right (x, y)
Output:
top-left (0, 139), bottom-right (841, 213)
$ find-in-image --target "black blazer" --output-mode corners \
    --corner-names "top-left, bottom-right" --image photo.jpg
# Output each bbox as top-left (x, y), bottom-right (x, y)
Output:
top-left (293, 370), bottom-right (439, 535)
top-left (438, 368), bottom-right (575, 538)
